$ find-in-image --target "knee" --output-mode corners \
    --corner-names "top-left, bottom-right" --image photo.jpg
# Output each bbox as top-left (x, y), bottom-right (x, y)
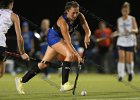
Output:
top-left (126, 59), bottom-right (132, 64)
top-left (65, 53), bottom-right (74, 61)
top-left (119, 56), bottom-right (125, 62)
top-left (38, 62), bottom-right (47, 69)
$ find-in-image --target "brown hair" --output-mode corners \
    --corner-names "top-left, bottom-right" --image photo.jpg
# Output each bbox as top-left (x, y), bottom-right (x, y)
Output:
top-left (122, 2), bottom-right (130, 9)
top-left (65, 1), bottom-right (79, 11)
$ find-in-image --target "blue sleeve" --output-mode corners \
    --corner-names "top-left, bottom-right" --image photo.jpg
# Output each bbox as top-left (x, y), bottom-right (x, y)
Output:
top-left (29, 31), bottom-right (34, 39)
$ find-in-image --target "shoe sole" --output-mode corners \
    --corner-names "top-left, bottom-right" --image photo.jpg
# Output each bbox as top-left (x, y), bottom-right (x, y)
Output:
top-left (15, 77), bottom-right (25, 95)
top-left (128, 74), bottom-right (133, 82)
top-left (15, 77), bottom-right (19, 92)
top-left (60, 87), bottom-right (73, 92)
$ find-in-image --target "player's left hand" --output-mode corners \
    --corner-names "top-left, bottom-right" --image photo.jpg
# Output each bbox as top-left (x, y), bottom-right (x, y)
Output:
top-left (21, 53), bottom-right (29, 61)
top-left (84, 35), bottom-right (90, 48)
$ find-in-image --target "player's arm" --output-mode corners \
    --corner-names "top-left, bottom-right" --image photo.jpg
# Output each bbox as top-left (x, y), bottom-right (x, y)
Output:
top-left (58, 17), bottom-right (81, 58)
top-left (30, 33), bottom-right (35, 53)
top-left (11, 13), bottom-right (29, 60)
top-left (79, 13), bottom-right (91, 48)
top-left (131, 17), bottom-right (138, 34)
top-left (114, 18), bottom-right (122, 36)
top-left (31, 38), bottom-right (35, 52)
top-left (116, 18), bottom-right (120, 33)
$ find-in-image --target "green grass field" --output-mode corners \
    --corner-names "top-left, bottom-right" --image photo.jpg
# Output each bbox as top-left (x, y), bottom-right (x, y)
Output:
top-left (0, 73), bottom-right (140, 100)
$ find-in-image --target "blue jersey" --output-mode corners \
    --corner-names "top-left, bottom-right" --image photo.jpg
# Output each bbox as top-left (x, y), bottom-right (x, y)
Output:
top-left (47, 14), bottom-right (80, 46)
top-left (22, 31), bottom-right (34, 50)
top-left (39, 32), bottom-right (48, 54)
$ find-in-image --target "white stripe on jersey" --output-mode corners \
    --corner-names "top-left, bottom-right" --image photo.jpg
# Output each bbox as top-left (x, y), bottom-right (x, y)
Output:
top-left (0, 9), bottom-right (13, 47)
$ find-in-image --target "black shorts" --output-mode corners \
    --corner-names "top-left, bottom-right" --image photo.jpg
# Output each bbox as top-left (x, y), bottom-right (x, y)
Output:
top-left (0, 46), bottom-right (6, 61)
top-left (117, 46), bottom-right (134, 52)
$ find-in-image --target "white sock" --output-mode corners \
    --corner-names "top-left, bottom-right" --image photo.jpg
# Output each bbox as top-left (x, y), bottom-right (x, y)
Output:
top-left (117, 62), bottom-right (125, 78)
top-left (126, 62), bottom-right (134, 74)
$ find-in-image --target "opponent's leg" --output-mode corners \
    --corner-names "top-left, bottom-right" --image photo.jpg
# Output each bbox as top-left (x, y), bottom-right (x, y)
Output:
top-left (126, 51), bottom-right (134, 82)
top-left (117, 48), bottom-right (125, 81)
top-left (15, 46), bottom-right (58, 94)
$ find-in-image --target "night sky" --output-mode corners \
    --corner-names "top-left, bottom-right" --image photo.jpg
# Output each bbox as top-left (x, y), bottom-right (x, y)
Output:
top-left (12, 0), bottom-right (140, 28)
top-left (6, 0), bottom-right (140, 50)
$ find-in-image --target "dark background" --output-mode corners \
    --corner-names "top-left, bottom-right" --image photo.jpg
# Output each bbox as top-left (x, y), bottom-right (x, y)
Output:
top-left (6, 0), bottom-right (140, 51)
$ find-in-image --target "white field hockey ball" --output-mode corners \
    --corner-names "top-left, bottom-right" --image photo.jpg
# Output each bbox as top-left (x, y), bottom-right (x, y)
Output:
top-left (81, 90), bottom-right (87, 96)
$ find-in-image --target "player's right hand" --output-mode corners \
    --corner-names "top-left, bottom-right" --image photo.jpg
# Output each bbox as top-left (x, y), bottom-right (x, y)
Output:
top-left (124, 28), bottom-right (130, 35)
top-left (76, 54), bottom-right (83, 64)
top-left (21, 53), bottom-right (29, 61)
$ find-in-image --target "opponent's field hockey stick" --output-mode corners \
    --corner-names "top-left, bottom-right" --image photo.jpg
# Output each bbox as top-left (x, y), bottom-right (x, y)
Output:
top-left (4, 51), bottom-right (62, 68)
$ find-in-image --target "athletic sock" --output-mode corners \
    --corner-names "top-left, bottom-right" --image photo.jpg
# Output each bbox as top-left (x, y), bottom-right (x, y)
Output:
top-left (62, 61), bottom-right (71, 85)
top-left (117, 62), bottom-right (125, 78)
top-left (21, 64), bottom-right (41, 83)
top-left (130, 62), bottom-right (134, 74)
top-left (126, 62), bottom-right (134, 74)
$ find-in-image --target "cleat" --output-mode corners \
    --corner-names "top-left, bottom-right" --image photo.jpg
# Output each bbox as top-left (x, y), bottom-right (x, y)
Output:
top-left (60, 82), bottom-right (73, 92)
top-left (118, 77), bottom-right (123, 82)
top-left (15, 77), bottom-right (25, 94)
top-left (128, 74), bottom-right (133, 82)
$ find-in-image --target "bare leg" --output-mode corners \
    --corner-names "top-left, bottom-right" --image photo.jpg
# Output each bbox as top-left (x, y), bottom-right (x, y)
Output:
top-left (52, 40), bottom-right (74, 61)
top-left (0, 61), bottom-right (5, 78)
top-left (21, 46), bottom-right (58, 83)
top-left (38, 46), bottom-right (58, 69)
top-left (126, 51), bottom-right (134, 81)
top-left (52, 40), bottom-right (74, 85)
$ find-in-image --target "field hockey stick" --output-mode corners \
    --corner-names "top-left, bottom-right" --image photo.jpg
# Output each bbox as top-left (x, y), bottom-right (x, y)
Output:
top-left (72, 46), bottom-right (87, 95)
top-left (4, 51), bottom-right (62, 69)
